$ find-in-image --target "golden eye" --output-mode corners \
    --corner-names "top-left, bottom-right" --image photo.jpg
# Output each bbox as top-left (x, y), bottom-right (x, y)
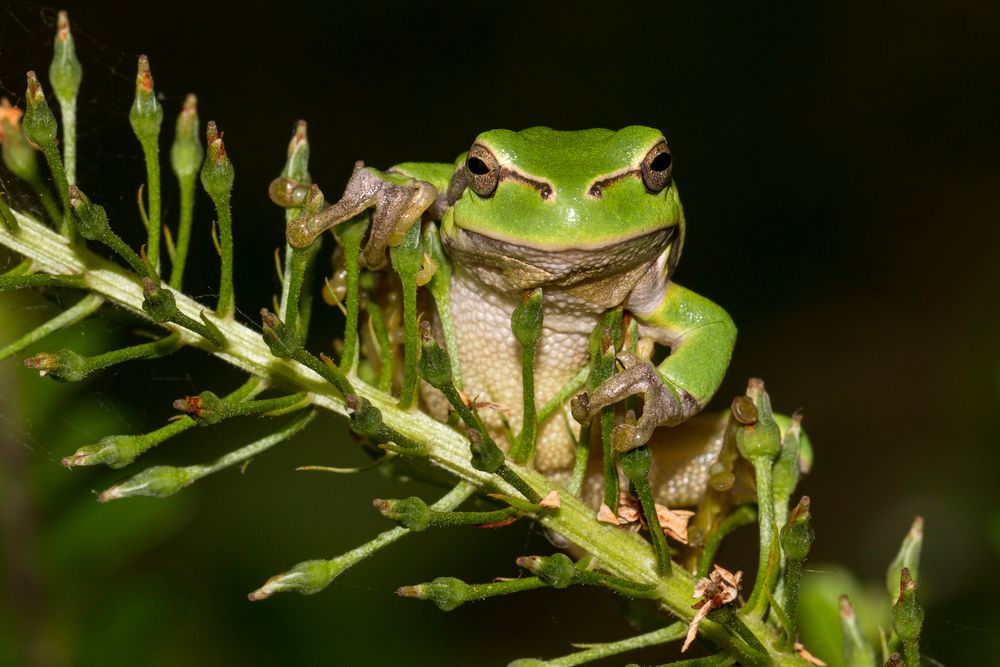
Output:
top-left (640, 141), bottom-right (673, 193)
top-left (465, 144), bottom-right (500, 197)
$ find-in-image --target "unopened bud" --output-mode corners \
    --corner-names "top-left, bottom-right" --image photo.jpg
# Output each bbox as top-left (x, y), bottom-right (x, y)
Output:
top-left (170, 94), bottom-right (202, 179)
top-left (49, 11), bottom-right (82, 103)
top-left (141, 277), bottom-right (177, 322)
top-left (173, 390), bottom-right (227, 425)
top-left (418, 321), bottom-right (452, 389)
top-left (886, 516), bottom-right (923, 601)
top-left (397, 577), bottom-right (468, 611)
top-left (62, 434), bottom-right (143, 469)
top-left (128, 55), bottom-right (162, 143)
top-left (891, 567), bottom-right (924, 644)
top-left (248, 559), bottom-right (334, 600)
top-left (282, 120), bottom-right (310, 183)
top-left (200, 120), bottom-right (234, 198)
top-left (516, 553), bottom-right (575, 589)
top-left (511, 287), bottom-right (543, 347)
top-left (734, 378), bottom-right (781, 461)
top-left (619, 442), bottom-right (652, 483)
top-left (98, 465), bottom-right (192, 501)
top-left (839, 595), bottom-right (877, 666)
top-left (24, 349), bottom-right (87, 381)
top-left (23, 72), bottom-right (57, 148)
top-left (373, 497), bottom-right (432, 531)
top-left (348, 398), bottom-right (384, 437)
top-left (260, 308), bottom-right (296, 357)
top-left (67, 185), bottom-right (111, 240)
top-left (467, 428), bottom-right (504, 474)
top-left (780, 496), bottom-right (814, 562)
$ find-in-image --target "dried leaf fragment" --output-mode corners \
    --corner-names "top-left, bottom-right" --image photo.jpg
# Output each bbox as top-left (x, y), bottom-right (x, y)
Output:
top-left (794, 642), bottom-right (827, 665)
top-left (683, 565), bottom-right (742, 652)
top-left (597, 503), bottom-right (621, 524)
top-left (538, 490), bottom-right (561, 508)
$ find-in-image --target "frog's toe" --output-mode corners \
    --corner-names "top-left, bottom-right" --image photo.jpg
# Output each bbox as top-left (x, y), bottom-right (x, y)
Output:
top-left (578, 355), bottom-right (685, 450)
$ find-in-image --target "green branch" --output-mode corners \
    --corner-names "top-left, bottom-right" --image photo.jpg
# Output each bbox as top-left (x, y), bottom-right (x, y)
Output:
top-left (0, 211), bottom-right (807, 666)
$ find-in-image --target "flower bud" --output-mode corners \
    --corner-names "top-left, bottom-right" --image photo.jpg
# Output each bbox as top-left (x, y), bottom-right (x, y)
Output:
top-left (511, 287), bottom-right (543, 347)
top-left (141, 277), bottom-right (178, 322)
top-left (248, 559), bottom-right (335, 600)
top-left (467, 428), bottom-right (504, 474)
top-left (23, 349), bottom-right (87, 382)
top-left (282, 120), bottom-right (310, 184)
top-left (734, 378), bottom-right (781, 461)
top-left (779, 496), bottom-right (814, 562)
top-left (397, 577), bottom-right (469, 611)
top-left (260, 308), bottom-right (296, 357)
top-left (516, 553), bottom-right (575, 589)
top-left (62, 434), bottom-right (144, 469)
top-left (200, 121), bottom-right (234, 199)
top-left (23, 72), bottom-right (57, 148)
top-left (67, 185), bottom-right (111, 240)
top-left (773, 413), bottom-right (803, 503)
top-left (373, 497), bottom-right (432, 531)
top-left (348, 398), bottom-right (385, 438)
top-left (170, 94), bottom-right (202, 180)
top-left (891, 567), bottom-right (924, 645)
top-left (619, 441), bottom-right (652, 482)
top-left (48, 11), bottom-right (82, 104)
top-left (98, 465), bottom-right (192, 501)
top-left (418, 321), bottom-right (452, 390)
top-left (886, 516), bottom-right (923, 602)
top-left (839, 595), bottom-right (877, 666)
top-left (173, 390), bottom-right (227, 425)
top-left (128, 55), bottom-right (162, 144)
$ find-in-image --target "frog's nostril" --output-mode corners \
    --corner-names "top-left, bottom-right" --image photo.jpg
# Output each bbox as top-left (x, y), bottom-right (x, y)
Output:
top-left (540, 185), bottom-right (553, 200)
top-left (588, 184), bottom-right (603, 198)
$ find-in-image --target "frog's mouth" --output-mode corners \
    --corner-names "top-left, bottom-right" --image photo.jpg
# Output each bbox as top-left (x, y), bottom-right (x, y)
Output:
top-left (443, 225), bottom-right (676, 291)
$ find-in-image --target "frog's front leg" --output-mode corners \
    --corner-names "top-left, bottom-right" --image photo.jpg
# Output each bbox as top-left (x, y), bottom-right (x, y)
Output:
top-left (572, 281), bottom-right (736, 452)
top-left (269, 161), bottom-right (437, 269)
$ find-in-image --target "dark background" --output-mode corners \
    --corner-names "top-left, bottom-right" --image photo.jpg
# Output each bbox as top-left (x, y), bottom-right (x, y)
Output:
top-left (1, 0), bottom-right (998, 665)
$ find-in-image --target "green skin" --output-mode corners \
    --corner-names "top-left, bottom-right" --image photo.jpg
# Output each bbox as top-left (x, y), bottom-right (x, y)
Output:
top-left (281, 127), bottom-right (736, 503)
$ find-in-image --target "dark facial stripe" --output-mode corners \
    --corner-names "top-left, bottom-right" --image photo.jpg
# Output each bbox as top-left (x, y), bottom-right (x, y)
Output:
top-left (499, 167), bottom-right (554, 200)
top-left (587, 168), bottom-right (641, 198)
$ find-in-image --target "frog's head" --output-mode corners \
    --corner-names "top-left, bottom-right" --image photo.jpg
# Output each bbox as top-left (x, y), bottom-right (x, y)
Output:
top-left (443, 126), bottom-right (684, 254)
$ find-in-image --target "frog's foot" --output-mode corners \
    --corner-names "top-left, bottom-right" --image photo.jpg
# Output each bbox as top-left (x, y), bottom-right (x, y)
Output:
top-left (270, 161), bottom-right (437, 270)
top-left (570, 351), bottom-right (691, 453)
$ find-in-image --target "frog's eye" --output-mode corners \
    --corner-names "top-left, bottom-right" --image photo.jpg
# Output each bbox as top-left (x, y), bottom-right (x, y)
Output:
top-left (465, 144), bottom-right (500, 197)
top-left (640, 141), bottom-right (673, 193)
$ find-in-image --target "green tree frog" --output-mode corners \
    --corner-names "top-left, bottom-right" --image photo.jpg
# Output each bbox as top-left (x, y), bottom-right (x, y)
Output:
top-left (277, 126), bottom-right (736, 505)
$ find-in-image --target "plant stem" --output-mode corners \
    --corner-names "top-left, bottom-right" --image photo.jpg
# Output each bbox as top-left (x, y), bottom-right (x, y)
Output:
top-left (0, 293), bottom-right (101, 363)
top-left (745, 458), bottom-right (776, 616)
top-left (0, 211), bottom-right (808, 666)
top-left (249, 482), bottom-right (475, 600)
top-left (697, 505), bottom-right (757, 578)
top-left (337, 217), bottom-right (366, 369)
top-left (0, 273), bottom-right (85, 290)
top-left (529, 622), bottom-right (686, 667)
top-left (169, 175), bottom-right (196, 288)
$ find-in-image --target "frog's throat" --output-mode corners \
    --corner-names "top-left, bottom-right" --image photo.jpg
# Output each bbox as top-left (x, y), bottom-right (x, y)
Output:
top-left (443, 226), bottom-right (675, 295)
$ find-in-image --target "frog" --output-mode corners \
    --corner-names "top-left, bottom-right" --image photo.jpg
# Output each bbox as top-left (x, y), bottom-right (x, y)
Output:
top-left (274, 126), bottom-right (737, 507)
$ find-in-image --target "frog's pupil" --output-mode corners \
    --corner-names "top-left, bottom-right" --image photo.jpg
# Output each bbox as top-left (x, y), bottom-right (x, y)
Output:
top-left (651, 152), bottom-right (672, 172)
top-left (467, 157), bottom-right (490, 175)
